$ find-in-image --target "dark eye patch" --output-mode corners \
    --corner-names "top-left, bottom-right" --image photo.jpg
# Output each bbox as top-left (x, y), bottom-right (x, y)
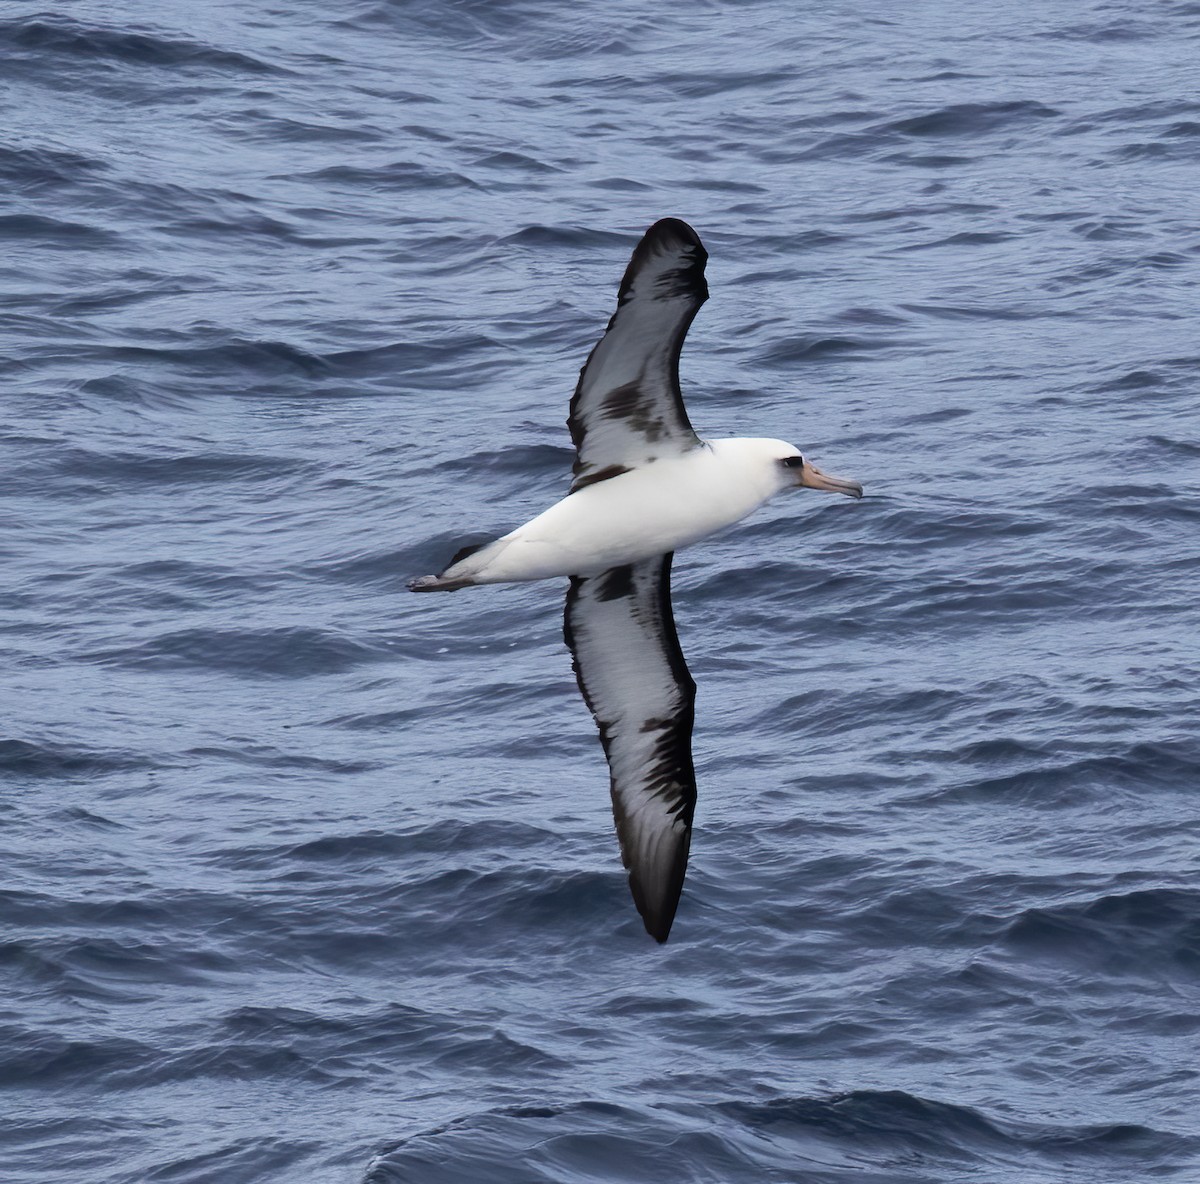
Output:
top-left (782, 455), bottom-right (804, 469)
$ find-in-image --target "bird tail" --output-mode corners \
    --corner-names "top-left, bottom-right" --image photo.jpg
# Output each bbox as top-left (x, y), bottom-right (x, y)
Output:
top-left (408, 573), bottom-right (476, 592)
top-left (407, 541), bottom-right (489, 593)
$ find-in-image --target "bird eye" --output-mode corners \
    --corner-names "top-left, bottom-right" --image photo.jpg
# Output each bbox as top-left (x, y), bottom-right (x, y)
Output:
top-left (782, 456), bottom-right (804, 469)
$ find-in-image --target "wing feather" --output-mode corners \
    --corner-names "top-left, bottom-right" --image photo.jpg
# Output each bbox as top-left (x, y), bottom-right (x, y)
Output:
top-left (563, 553), bottom-right (697, 942)
top-left (568, 219), bottom-right (708, 490)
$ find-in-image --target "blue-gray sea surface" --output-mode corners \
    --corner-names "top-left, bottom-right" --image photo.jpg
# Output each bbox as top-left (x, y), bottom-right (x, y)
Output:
top-left (3, 1), bottom-right (1199, 1181)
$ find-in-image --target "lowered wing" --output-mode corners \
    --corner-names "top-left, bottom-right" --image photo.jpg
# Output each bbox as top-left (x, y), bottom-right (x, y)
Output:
top-left (563, 554), bottom-right (697, 942)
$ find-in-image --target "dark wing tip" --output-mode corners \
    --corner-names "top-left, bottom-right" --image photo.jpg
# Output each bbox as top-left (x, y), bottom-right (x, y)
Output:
top-left (644, 217), bottom-right (705, 251)
top-left (617, 218), bottom-right (709, 307)
top-left (623, 809), bottom-right (693, 945)
top-left (629, 876), bottom-right (673, 942)
top-left (629, 851), bottom-right (688, 944)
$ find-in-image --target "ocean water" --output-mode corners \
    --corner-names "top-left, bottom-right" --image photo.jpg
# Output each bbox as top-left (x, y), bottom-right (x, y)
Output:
top-left (3, 1), bottom-right (1199, 1181)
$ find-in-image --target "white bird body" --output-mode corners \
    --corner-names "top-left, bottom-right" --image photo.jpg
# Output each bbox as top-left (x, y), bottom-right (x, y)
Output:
top-left (433, 438), bottom-right (801, 587)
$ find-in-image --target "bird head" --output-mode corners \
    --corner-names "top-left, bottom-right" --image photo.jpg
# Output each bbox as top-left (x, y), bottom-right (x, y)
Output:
top-left (777, 450), bottom-right (863, 499)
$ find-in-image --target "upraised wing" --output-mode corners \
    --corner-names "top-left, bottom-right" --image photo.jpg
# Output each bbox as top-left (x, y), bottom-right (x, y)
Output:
top-left (563, 554), bottom-right (697, 942)
top-left (568, 219), bottom-right (708, 491)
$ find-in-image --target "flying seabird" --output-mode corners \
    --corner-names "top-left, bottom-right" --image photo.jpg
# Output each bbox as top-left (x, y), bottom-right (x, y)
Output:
top-left (410, 218), bottom-right (862, 942)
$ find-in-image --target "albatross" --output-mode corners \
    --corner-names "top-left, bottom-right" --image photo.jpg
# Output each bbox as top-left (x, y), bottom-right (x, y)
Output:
top-left (410, 218), bottom-right (862, 942)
